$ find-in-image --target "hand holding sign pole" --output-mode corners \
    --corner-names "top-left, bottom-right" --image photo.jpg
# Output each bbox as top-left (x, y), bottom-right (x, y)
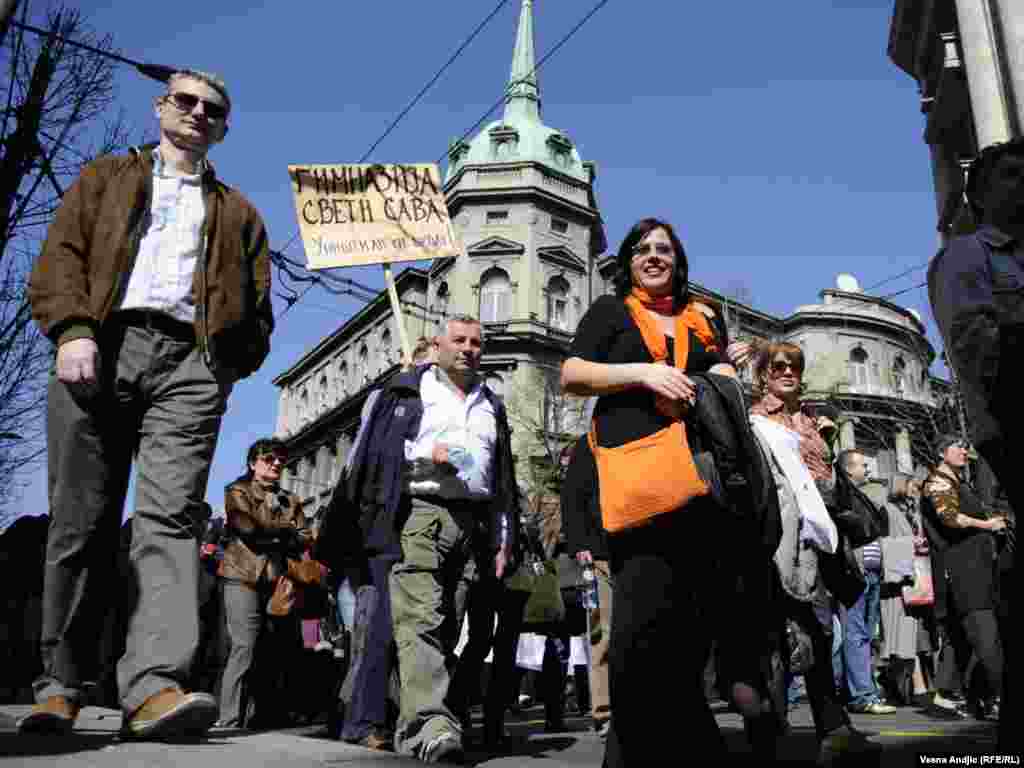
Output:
top-left (288, 163), bottom-right (460, 364)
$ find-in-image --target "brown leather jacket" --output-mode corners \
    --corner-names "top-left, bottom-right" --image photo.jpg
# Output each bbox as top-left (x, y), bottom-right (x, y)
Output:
top-left (221, 478), bottom-right (307, 587)
top-left (28, 145), bottom-right (273, 379)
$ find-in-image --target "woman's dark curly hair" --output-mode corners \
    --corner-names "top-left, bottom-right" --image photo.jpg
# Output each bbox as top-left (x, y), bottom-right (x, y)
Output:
top-left (612, 217), bottom-right (690, 313)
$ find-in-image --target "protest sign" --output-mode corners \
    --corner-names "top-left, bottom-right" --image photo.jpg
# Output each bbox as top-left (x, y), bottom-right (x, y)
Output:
top-left (287, 163), bottom-right (459, 270)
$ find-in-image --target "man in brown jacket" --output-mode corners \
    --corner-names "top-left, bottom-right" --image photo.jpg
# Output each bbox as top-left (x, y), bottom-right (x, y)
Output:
top-left (19, 69), bottom-right (273, 741)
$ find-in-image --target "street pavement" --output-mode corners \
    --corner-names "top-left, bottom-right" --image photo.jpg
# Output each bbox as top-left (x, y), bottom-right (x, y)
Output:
top-left (0, 699), bottom-right (1004, 766)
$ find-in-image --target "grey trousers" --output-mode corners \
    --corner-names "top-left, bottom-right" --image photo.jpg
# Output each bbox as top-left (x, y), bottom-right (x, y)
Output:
top-left (34, 321), bottom-right (231, 714)
top-left (390, 497), bottom-right (479, 757)
top-left (219, 579), bottom-right (264, 726)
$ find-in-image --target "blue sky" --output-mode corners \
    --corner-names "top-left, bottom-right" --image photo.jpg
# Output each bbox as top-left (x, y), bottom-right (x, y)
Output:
top-left (12, 0), bottom-right (943, 520)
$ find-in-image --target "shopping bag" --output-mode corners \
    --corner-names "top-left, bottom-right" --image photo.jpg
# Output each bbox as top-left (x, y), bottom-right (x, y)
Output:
top-left (902, 554), bottom-right (934, 608)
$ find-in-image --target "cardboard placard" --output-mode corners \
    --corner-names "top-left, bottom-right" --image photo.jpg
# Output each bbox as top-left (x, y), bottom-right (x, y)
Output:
top-left (288, 163), bottom-right (459, 269)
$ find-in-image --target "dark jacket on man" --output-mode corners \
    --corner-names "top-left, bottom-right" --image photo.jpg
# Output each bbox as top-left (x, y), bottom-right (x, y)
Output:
top-left (27, 144), bottom-right (273, 378)
top-left (338, 364), bottom-right (520, 562)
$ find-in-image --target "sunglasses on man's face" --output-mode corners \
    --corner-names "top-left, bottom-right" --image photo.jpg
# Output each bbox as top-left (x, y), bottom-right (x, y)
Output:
top-left (258, 453), bottom-right (287, 466)
top-left (165, 92), bottom-right (229, 121)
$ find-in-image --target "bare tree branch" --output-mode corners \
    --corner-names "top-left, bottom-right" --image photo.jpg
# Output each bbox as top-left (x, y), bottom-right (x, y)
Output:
top-left (0, 3), bottom-right (133, 522)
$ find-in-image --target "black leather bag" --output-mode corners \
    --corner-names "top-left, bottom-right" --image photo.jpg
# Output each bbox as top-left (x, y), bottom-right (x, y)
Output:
top-left (830, 466), bottom-right (887, 549)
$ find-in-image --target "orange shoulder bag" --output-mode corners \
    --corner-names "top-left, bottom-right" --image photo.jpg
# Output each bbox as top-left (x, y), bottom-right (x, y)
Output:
top-left (587, 297), bottom-right (711, 533)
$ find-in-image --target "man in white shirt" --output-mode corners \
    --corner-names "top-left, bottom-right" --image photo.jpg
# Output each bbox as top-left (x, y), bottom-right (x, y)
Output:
top-left (22, 69), bottom-right (272, 741)
top-left (342, 315), bottom-right (519, 763)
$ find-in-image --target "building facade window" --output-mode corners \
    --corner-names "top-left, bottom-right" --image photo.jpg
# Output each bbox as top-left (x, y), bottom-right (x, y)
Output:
top-left (547, 275), bottom-right (571, 330)
top-left (550, 217), bottom-right (568, 234)
top-left (480, 267), bottom-right (512, 323)
top-left (358, 344), bottom-right (369, 383)
top-left (848, 347), bottom-right (869, 389)
top-left (486, 210), bottom-right (509, 224)
top-left (892, 356), bottom-right (907, 396)
top-left (484, 372), bottom-right (505, 399)
top-left (381, 329), bottom-right (392, 367)
top-left (338, 360), bottom-right (349, 396)
top-left (319, 373), bottom-right (329, 413)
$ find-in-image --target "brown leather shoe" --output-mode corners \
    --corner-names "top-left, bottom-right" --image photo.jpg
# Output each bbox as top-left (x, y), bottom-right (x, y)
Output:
top-left (17, 696), bottom-right (80, 734)
top-left (120, 687), bottom-right (217, 741)
top-left (347, 728), bottom-right (394, 751)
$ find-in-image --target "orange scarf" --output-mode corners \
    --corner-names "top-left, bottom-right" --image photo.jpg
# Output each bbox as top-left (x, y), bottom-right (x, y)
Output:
top-left (626, 287), bottom-right (719, 370)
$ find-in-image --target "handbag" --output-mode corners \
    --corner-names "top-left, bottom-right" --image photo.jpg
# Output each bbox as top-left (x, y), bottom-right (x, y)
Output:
top-left (507, 554), bottom-right (565, 627)
top-left (588, 298), bottom-right (712, 533)
top-left (902, 554), bottom-right (935, 608)
top-left (267, 575), bottom-right (297, 616)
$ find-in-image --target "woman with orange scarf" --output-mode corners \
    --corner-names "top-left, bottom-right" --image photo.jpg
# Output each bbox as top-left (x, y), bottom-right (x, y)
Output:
top-left (561, 218), bottom-right (736, 766)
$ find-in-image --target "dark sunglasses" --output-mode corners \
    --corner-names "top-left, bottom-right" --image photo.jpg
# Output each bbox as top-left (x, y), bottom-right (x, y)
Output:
top-left (166, 92), bottom-right (228, 121)
top-left (258, 453), bottom-right (287, 465)
top-left (769, 360), bottom-right (801, 376)
top-left (631, 242), bottom-right (674, 259)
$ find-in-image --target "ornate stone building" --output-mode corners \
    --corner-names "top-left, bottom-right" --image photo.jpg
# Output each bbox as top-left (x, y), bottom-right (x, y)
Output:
top-left (889, 0), bottom-right (1024, 235)
top-left (271, 2), bottom-right (960, 515)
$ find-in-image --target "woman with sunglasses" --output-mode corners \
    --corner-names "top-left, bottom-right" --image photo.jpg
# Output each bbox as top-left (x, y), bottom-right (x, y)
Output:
top-left (561, 217), bottom-right (736, 766)
top-left (740, 342), bottom-right (877, 763)
top-left (218, 437), bottom-right (310, 728)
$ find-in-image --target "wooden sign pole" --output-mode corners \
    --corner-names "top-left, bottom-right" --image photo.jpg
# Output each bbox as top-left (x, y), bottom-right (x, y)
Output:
top-left (383, 263), bottom-right (413, 367)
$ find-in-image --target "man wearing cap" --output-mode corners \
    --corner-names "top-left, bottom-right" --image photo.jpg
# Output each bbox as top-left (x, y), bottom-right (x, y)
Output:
top-left (19, 69), bottom-right (273, 740)
top-left (928, 138), bottom-right (1022, 752)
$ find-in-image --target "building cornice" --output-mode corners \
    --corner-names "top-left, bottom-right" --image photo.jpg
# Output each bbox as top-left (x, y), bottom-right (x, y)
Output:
top-left (272, 268), bottom-right (428, 387)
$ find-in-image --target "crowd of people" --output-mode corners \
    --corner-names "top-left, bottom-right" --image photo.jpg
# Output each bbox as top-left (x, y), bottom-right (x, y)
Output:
top-left (9, 64), bottom-right (1020, 768)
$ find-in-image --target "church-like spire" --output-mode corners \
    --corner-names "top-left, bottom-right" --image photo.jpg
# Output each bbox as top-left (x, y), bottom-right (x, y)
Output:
top-left (504, 0), bottom-right (541, 123)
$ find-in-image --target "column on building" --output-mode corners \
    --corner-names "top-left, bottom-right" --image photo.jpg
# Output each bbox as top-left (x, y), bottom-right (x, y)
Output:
top-left (895, 426), bottom-right (914, 475)
top-left (839, 418), bottom-right (858, 452)
top-left (955, 0), bottom-right (1018, 146)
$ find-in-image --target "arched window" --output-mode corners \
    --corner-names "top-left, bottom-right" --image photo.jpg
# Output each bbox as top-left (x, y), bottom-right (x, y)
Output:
top-left (892, 356), bottom-right (907, 396)
top-left (480, 268), bottom-right (511, 323)
top-left (436, 281), bottom-right (450, 316)
top-left (338, 360), bottom-right (349, 396)
top-left (848, 348), bottom-right (869, 389)
top-left (358, 344), bottom-right (369, 383)
top-left (300, 387), bottom-right (310, 424)
top-left (484, 373), bottom-right (505, 399)
top-left (547, 275), bottom-right (571, 330)
top-left (381, 329), bottom-right (393, 367)
top-left (319, 373), bottom-right (329, 413)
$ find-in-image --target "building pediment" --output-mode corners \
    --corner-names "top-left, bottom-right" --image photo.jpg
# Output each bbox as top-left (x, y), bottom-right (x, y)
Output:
top-left (537, 244), bottom-right (585, 273)
top-left (467, 236), bottom-right (525, 257)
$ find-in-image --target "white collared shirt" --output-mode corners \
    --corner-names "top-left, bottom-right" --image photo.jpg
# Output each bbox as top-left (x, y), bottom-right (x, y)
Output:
top-left (118, 150), bottom-right (206, 323)
top-left (405, 366), bottom-right (497, 500)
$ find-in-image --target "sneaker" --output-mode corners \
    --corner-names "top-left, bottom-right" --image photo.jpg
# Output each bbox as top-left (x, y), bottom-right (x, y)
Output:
top-left (595, 719), bottom-right (611, 739)
top-left (924, 702), bottom-right (969, 721)
top-left (421, 731), bottom-right (463, 764)
top-left (119, 688), bottom-right (218, 741)
top-left (16, 696), bottom-right (80, 735)
top-left (817, 725), bottom-right (881, 766)
top-left (849, 700), bottom-right (897, 715)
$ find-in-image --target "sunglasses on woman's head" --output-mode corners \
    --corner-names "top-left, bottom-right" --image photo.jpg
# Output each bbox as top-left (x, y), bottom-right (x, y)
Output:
top-left (165, 92), bottom-right (229, 121)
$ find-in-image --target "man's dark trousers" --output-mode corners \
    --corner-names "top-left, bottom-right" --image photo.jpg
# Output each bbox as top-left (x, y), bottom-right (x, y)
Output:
top-left (341, 555), bottom-right (397, 741)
